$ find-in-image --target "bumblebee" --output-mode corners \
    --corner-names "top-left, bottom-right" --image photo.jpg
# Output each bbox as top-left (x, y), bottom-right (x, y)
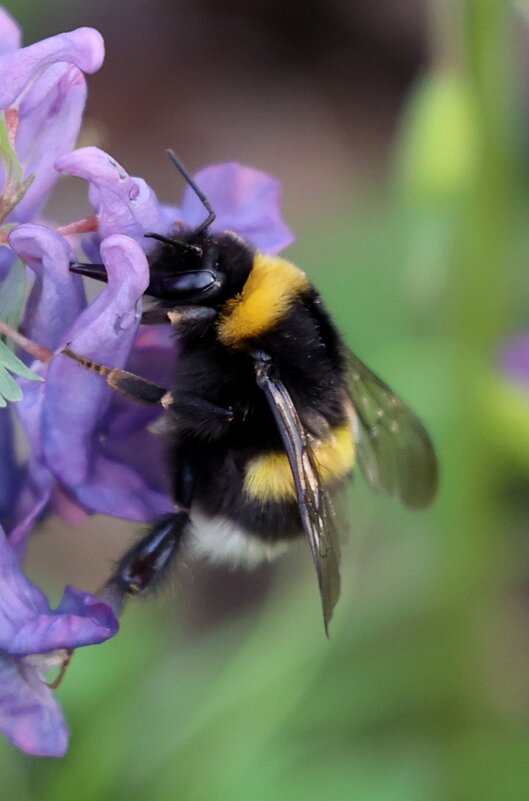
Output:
top-left (69, 151), bottom-right (437, 632)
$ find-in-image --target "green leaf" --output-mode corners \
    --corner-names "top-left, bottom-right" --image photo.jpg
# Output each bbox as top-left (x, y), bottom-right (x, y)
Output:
top-left (0, 112), bottom-right (34, 223)
top-left (0, 363), bottom-right (22, 402)
top-left (0, 111), bottom-right (23, 184)
top-left (0, 338), bottom-right (42, 405)
top-left (0, 339), bottom-right (42, 382)
top-left (0, 245), bottom-right (38, 406)
top-left (0, 258), bottom-right (27, 335)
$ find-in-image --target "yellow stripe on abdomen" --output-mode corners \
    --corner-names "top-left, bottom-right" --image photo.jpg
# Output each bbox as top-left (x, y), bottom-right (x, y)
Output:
top-left (244, 424), bottom-right (355, 503)
top-left (217, 252), bottom-right (310, 348)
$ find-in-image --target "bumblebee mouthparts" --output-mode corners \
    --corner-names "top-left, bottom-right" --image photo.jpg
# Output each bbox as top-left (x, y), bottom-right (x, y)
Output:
top-left (69, 261), bottom-right (109, 283)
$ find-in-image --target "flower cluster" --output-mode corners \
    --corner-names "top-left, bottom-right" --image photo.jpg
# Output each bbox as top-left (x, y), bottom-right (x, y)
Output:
top-left (0, 526), bottom-right (117, 756)
top-left (0, 7), bottom-right (292, 756)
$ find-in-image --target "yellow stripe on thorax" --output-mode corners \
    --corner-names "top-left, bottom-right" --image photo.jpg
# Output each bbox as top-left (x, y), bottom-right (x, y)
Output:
top-left (244, 424), bottom-right (355, 503)
top-left (217, 252), bottom-right (310, 348)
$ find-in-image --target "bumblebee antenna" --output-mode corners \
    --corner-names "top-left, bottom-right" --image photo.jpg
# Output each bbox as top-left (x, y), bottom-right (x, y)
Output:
top-left (144, 231), bottom-right (203, 256)
top-left (144, 232), bottom-right (182, 247)
top-left (166, 149), bottom-right (216, 236)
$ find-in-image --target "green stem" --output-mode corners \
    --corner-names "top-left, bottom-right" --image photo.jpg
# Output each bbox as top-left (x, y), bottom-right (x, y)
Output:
top-left (444, 0), bottom-right (515, 578)
top-left (430, 3), bottom-right (518, 767)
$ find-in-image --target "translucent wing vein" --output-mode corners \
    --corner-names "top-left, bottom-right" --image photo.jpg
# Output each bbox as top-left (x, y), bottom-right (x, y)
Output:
top-left (347, 350), bottom-right (438, 509)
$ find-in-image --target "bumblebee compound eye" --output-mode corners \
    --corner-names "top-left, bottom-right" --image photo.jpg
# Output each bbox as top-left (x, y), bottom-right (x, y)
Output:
top-left (144, 269), bottom-right (223, 300)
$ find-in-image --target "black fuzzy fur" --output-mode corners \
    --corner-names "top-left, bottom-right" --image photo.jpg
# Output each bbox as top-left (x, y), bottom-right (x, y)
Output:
top-left (148, 230), bottom-right (351, 545)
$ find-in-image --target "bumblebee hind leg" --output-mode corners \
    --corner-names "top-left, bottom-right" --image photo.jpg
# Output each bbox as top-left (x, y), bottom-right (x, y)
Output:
top-left (106, 511), bottom-right (190, 600)
top-left (101, 449), bottom-right (198, 613)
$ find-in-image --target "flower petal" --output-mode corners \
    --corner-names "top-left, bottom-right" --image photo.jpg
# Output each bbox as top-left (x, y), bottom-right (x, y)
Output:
top-left (179, 162), bottom-right (294, 254)
top-left (0, 408), bottom-right (19, 523)
top-left (9, 225), bottom-right (89, 539)
top-left (49, 484), bottom-right (89, 526)
top-left (12, 66), bottom-right (89, 222)
top-left (0, 528), bottom-right (50, 622)
top-left (9, 224), bottom-right (85, 349)
top-left (40, 235), bottom-right (171, 518)
top-left (7, 460), bottom-right (51, 557)
top-left (0, 26), bottom-right (104, 108)
top-left (0, 246), bottom-right (15, 280)
top-left (0, 654), bottom-right (68, 757)
top-left (8, 330), bottom-right (53, 555)
top-left (0, 529), bottom-right (118, 654)
top-left (56, 147), bottom-right (166, 245)
top-left (0, 8), bottom-right (21, 55)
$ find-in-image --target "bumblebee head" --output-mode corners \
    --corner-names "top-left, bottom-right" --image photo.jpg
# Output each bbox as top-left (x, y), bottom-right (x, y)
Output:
top-left (143, 228), bottom-right (253, 308)
top-left (70, 151), bottom-right (254, 309)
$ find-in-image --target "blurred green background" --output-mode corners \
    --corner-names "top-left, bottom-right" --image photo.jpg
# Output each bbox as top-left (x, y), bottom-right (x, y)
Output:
top-left (3, 0), bottom-right (529, 799)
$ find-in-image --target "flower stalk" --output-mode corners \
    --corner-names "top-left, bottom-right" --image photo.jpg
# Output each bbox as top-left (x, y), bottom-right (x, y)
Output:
top-left (0, 318), bottom-right (53, 363)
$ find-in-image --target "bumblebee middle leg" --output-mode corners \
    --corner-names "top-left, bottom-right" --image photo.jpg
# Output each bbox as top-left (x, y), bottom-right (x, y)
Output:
top-left (164, 391), bottom-right (235, 439)
top-left (63, 346), bottom-right (234, 438)
top-left (62, 346), bottom-right (168, 405)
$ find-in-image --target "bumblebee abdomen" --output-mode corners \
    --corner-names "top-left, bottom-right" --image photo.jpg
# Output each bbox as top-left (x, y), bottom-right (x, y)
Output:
top-left (243, 423), bottom-right (355, 503)
top-left (191, 442), bottom-right (305, 543)
top-left (188, 415), bottom-right (353, 549)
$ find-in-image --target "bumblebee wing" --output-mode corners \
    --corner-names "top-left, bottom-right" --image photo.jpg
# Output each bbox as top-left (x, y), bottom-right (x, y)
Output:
top-left (252, 350), bottom-right (341, 634)
top-left (347, 349), bottom-right (438, 509)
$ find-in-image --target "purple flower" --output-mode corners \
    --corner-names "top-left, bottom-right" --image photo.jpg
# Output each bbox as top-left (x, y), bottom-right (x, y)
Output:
top-left (0, 8), bottom-right (20, 55)
top-left (0, 525), bottom-right (118, 756)
top-left (0, 407), bottom-right (18, 520)
top-left (8, 225), bottom-right (172, 553)
top-left (56, 146), bottom-right (294, 258)
top-left (0, 9), bottom-right (105, 539)
top-left (11, 148), bottom-right (293, 530)
top-left (0, 13), bottom-right (104, 227)
top-left (501, 333), bottom-right (529, 390)
top-left (55, 146), bottom-right (166, 247)
top-left (176, 161), bottom-right (293, 254)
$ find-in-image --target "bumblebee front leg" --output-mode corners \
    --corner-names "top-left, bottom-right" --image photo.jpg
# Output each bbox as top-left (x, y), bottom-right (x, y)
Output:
top-left (141, 305), bottom-right (216, 327)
